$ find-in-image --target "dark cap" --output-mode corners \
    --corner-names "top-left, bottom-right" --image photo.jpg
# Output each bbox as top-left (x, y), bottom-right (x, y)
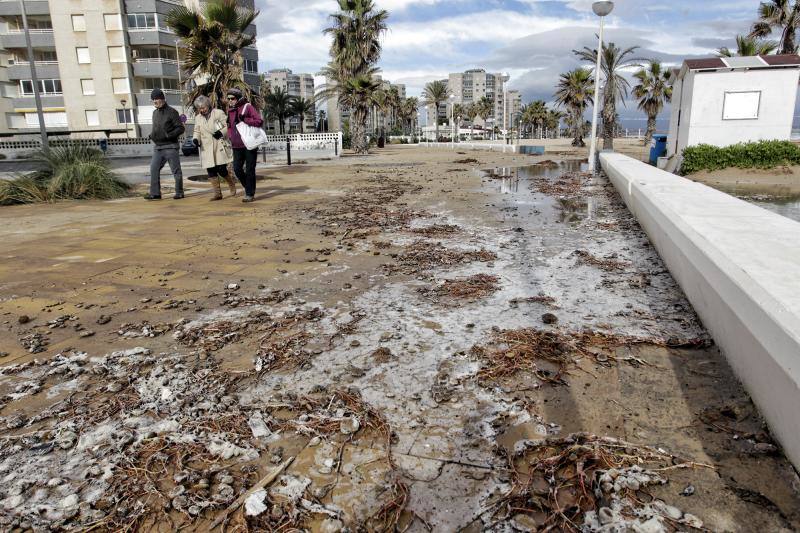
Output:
top-left (151, 88), bottom-right (166, 100)
top-left (226, 88), bottom-right (243, 99)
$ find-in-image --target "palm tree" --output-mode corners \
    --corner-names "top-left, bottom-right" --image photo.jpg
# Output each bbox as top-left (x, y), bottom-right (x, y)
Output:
top-left (265, 87), bottom-right (292, 134)
top-left (323, 0), bottom-right (388, 153)
top-left (474, 96), bottom-right (493, 138)
top-left (337, 74), bottom-right (383, 152)
top-left (750, 0), bottom-right (800, 55)
top-left (544, 109), bottom-right (564, 137)
top-left (575, 42), bottom-right (642, 150)
top-left (452, 103), bottom-right (468, 141)
top-left (166, 0), bottom-right (258, 109)
top-left (465, 103), bottom-right (479, 140)
top-left (718, 35), bottom-right (780, 56)
top-left (554, 68), bottom-right (594, 147)
top-left (632, 60), bottom-right (673, 146)
top-left (422, 80), bottom-right (451, 141)
top-left (522, 100), bottom-right (549, 138)
top-left (395, 97), bottom-right (418, 135)
top-left (290, 97), bottom-right (316, 134)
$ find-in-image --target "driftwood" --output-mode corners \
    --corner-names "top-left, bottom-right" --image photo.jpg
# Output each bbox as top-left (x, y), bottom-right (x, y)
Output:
top-left (209, 457), bottom-right (295, 529)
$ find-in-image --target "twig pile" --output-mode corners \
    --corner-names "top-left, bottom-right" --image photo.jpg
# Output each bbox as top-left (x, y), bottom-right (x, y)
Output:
top-left (472, 329), bottom-right (671, 385)
top-left (534, 171), bottom-right (591, 197)
top-left (489, 433), bottom-right (706, 531)
top-left (411, 224), bottom-right (462, 237)
top-left (255, 308), bottom-right (324, 374)
top-left (385, 241), bottom-right (497, 275)
top-left (420, 274), bottom-right (501, 302)
top-left (573, 249), bottom-right (630, 272)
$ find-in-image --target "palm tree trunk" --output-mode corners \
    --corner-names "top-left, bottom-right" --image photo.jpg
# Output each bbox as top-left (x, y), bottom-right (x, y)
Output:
top-left (644, 115), bottom-right (656, 146)
top-left (602, 98), bottom-right (615, 151)
top-left (352, 106), bottom-right (369, 154)
top-left (434, 108), bottom-right (440, 141)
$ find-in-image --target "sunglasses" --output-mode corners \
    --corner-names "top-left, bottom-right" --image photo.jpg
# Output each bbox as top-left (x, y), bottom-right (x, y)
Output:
top-left (227, 96), bottom-right (237, 100)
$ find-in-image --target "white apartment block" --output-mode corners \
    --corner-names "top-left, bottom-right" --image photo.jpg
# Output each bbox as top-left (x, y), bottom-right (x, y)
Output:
top-left (265, 68), bottom-right (315, 133)
top-left (504, 89), bottom-right (522, 131)
top-left (426, 69), bottom-right (510, 131)
top-left (0, 0), bottom-right (258, 138)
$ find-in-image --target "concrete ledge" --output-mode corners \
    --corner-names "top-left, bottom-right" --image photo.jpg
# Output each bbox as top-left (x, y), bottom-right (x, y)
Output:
top-left (600, 152), bottom-right (800, 468)
top-left (420, 141), bottom-right (519, 154)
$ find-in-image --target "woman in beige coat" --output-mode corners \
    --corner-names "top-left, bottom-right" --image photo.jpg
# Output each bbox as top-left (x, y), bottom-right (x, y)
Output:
top-left (192, 95), bottom-right (236, 200)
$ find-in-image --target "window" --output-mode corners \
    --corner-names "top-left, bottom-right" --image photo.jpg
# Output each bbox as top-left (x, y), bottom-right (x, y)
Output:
top-left (25, 112), bottom-right (67, 127)
top-left (20, 79), bottom-right (62, 96)
top-left (722, 91), bottom-right (761, 120)
top-left (244, 59), bottom-right (257, 73)
top-left (117, 109), bottom-right (134, 124)
top-left (104, 14), bottom-right (122, 31)
top-left (127, 13), bottom-right (156, 29)
top-left (86, 110), bottom-right (100, 127)
top-left (71, 14), bottom-right (86, 31)
top-left (108, 46), bottom-right (126, 63)
top-left (81, 79), bottom-right (95, 95)
top-left (140, 77), bottom-right (178, 91)
top-left (76, 47), bottom-right (90, 64)
top-left (112, 78), bottom-right (130, 94)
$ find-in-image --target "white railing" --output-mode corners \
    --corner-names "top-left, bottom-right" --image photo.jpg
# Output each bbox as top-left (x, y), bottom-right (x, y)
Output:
top-left (135, 58), bottom-right (178, 65)
top-left (138, 89), bottom-right (181, 95)
top-left (128, 27), bottom-right (174, 34)
top-left (10, 61), bottom-right (58, 66)
top-left (261, 132), bottom-right (343, 156)
top-left (3, 29), bottom-right (53, 34)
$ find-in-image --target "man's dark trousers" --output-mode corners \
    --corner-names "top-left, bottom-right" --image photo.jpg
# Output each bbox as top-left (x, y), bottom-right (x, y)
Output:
top-left (150, 146), bottom-right (183, 197)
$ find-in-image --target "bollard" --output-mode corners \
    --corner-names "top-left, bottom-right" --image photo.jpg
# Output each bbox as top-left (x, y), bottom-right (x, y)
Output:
top-left (334, 140), bottom-right (338, 157)
top-left (262, 146), bottom-right (266, 163)
top-left (286, 139), bottom-right (291, 166)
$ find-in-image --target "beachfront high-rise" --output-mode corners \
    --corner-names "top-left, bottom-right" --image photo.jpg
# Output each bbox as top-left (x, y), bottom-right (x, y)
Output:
top-left (0, 0), bottom-right (259, 138)
top-left (264, 68), bottom-right (315, 134)
top-left (426, 69), bottom-right (512, 132)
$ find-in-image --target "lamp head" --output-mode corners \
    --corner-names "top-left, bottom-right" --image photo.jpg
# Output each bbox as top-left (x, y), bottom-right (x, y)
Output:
top-left (592, 1), bottom-right (614, 16)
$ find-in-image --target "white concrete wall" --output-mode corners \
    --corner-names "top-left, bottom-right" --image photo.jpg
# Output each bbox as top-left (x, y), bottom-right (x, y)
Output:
top-left (600, 152), bottom-right (800, 469)
top-left (671, 69), bottom-right (800, 156)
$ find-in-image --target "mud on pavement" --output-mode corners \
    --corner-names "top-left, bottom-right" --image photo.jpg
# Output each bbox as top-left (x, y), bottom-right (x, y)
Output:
top-left (0, 148), bottom-right (799, 532)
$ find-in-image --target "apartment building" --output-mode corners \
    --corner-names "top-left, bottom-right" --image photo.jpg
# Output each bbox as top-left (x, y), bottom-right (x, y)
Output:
top-left (327, 74), bottom-right (406, 135)
top-left (264, 68), bottom-right (315, 134)
top-left (426, 69), bottom-right (510, 131)
top-left (0, 0), bottom-right (258, 138)
top-left (504, 89), bottom-right (522, 131)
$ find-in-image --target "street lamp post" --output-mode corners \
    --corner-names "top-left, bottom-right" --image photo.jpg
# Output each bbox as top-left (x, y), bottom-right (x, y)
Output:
top-left (588, 1), bottom-right (614, 174)
top-left (19, 0), bottom-right (47, 149)
top-left (120, 99), bottom-right (129, 139)
top-left (449, 95), bottom-right (456, 147)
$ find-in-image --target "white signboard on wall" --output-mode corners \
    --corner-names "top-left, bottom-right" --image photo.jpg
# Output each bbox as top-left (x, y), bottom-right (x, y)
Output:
top-left (722, 91), bottom-right (761, 120)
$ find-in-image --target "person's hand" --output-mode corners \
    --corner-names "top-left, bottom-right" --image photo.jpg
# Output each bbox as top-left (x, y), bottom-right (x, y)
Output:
top-left (212, 131), bottom-right (223, 140)
top-left (192, 138), bottom-right (200, 148)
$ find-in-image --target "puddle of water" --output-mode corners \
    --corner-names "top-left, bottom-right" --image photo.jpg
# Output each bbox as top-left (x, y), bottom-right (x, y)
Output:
top-left (705, 183), bottom-right (800, 223)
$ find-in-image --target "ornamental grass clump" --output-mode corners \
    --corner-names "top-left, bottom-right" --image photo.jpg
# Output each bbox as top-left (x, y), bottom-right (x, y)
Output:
top-left (681, 140), bottom-right (800, 174)
top-left (0, 144), bottom-right (131, 205)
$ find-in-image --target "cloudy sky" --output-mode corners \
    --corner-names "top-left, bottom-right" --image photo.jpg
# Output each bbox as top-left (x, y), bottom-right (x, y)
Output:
top-left (254, 1), bottom-right (765, 120)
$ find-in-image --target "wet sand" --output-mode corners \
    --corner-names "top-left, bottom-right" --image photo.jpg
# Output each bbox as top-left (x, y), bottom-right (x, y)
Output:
top-left (1, 147), bottom-right (798, 531)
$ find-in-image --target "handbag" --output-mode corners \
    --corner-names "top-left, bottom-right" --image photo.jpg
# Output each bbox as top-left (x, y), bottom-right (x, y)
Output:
top-left (235, 103), bottom-right (267, 150)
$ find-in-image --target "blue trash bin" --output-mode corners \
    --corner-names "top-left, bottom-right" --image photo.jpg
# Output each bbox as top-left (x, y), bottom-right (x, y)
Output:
top-left (649, 134), bottom-right (667, 165)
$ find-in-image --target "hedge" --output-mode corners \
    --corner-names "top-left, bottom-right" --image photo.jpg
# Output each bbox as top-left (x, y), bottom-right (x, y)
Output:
top-left (680, 140), bottom-right (800, 175)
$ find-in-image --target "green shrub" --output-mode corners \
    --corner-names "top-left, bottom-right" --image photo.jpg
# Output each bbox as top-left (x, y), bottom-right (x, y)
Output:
top-left (681, 140), bottom-right (800, 174)
top-left (0, 144), bottom-right (131, 206)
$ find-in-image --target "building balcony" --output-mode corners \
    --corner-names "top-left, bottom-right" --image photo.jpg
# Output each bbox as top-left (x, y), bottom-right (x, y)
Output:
top-left (127, 28), bottom-right (177, 47)
top-left (135, 91), bottom-right (182, 108)
top-left (133, 58), bottom-right (178, 78)
top-left (0, 0), bottom-right (50, 16)
top-left (244, 72), bottom-right (260, 86)
top-left (0, 29), bottom-right (54, 49)
top-left (6, 61), bottom-right (59, 80)
top-left (124, 0), bottom-right (183, 15)
top-left (12, 94), bottom-right (64, 109)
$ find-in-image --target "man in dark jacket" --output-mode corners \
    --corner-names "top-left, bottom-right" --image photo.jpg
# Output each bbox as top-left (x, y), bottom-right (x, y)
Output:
top-left (146, 89), bottom-right (185, 200)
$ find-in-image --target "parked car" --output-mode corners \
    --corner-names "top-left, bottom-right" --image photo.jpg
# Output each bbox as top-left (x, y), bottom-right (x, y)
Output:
top-left (181, 137), bottom-right (198, 157)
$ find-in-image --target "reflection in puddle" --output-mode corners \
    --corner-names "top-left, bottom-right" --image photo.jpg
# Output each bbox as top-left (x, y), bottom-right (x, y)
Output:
top-left (702, 183), bottom-right (800, 223)
top-left (557, 197), bottom-right (603, 223)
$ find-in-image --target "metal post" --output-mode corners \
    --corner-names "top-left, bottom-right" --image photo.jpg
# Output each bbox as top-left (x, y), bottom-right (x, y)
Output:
top-left (19, 0), bottom-right (47, 150)
top-left (588, 15), bottom-right (605, 173)
top-left (286, 139), bottom-right (291, 166)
